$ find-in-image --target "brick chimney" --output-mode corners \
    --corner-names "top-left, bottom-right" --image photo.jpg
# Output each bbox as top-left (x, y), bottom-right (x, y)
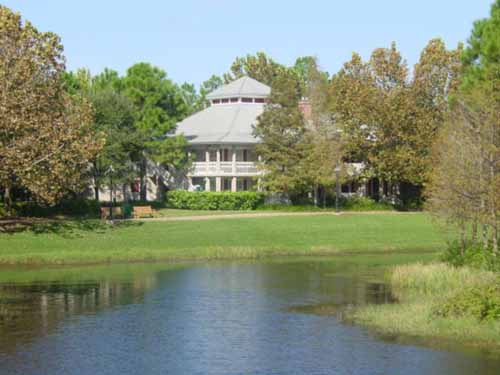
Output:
top-left (298, 98), bottom-right (312, 122)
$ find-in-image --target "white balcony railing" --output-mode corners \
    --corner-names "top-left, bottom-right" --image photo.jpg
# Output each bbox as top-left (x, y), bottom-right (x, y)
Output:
top-left (190, 161), bottom-right (260, 176)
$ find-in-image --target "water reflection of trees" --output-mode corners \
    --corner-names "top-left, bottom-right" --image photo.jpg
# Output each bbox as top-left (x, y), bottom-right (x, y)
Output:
top-left (0, 275), bottom-right (158, 354)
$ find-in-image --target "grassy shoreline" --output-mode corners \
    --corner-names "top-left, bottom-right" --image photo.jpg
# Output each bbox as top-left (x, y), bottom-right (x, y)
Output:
top-left (0, 213), bottom-right (442, 266)
top-left (350, 263), bottom-right (500, 355)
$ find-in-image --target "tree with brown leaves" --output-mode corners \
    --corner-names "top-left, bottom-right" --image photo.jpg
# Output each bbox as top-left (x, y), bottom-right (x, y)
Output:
top-left (0, 6), bottom-right (103, 212)
top-left (329, 40), bottom-right (462, 206)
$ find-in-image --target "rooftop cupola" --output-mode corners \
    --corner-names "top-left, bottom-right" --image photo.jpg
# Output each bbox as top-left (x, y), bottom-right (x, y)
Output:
top-left (206, 76), bottom-right (271, 105)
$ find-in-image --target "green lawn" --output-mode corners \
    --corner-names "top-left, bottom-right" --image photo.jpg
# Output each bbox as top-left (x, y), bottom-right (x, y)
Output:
top-left (156, 208), bottom-right (253, 217)
top-left (0, 213), bottom-right (445, 265)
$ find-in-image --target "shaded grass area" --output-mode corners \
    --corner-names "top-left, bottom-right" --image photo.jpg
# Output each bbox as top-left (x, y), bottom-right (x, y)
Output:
top-left (0, 213), bottom-right (443, 266)
top-left (350, 263), bottom-right (500, 355)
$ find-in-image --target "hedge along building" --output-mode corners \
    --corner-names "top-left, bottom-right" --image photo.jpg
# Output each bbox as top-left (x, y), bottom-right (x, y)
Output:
top-left (176, 76), bottom-right (270, 192)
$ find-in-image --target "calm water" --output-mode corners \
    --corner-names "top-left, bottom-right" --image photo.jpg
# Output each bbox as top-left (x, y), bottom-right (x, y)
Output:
top-left (0, 256), bottom-right (499, 375)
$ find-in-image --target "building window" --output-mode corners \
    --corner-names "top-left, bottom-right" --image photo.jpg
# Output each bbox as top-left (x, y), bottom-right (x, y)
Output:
top-left (223, 148), bottom-right (230, 162)
top-left (209, 150), bottom-right (217, 162)
top-left (254, 98), bottom-right (265, 103)
top-left (241, 97), bottom-right (253, 103)
top-left (230, 97), bottom-right (239, 103)
top-left (221, 98), bottom-right (229, 104)
top-left (209, 177), bottom-right (216, 192)
top-left (238, 178), bottom-right (252, 191)
top-left (243, 149), bottom-right (248, 162)
top-left (223, 178), bottom-right (231, 191)
top-left (212, 99), bottom-right (220, 104)
top-left (194, 151), bottom-right (205, 162)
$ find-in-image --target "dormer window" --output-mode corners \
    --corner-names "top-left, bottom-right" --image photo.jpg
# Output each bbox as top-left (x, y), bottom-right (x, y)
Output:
top-left (241, 97), bottom-right (253, 103)
top-left (212, 99), bottom-right (220, 104)
top-left (230, 97), bottom-right (239, 103)
top-left (254, 98), bottom-right (265, 103)
top-left (221, 98), bottom-right (229, 104)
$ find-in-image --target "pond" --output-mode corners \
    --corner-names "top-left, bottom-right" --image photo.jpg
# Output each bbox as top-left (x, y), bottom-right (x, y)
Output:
top-left (0, 254), bottom-right (499, 375)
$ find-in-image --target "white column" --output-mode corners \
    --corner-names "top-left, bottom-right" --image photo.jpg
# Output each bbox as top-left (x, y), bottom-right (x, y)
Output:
top-left (205, 177), bottom-right (210, 192)
top-left (188, 176), bottom-right (193, 191)
top-left (232, 148), bottom-right (237, 174)
top-left (205, 149), bottom-right (210, 174)
top-left (216, 148), bottom-right (221, 173)
top-left (231, 177), bottom-right (237, 192)
top-left (216, 177), bottom-right (221, 192)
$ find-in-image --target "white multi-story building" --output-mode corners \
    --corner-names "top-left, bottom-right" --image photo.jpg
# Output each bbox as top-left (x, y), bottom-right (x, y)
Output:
top-left (94, 75), bottom-right (380, 201)
top-left (176, 76), bottom-right (269, 192)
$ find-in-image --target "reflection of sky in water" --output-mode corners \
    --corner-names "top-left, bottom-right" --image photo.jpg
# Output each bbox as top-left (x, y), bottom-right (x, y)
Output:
top-left (0, 260), bottom-right (499, 375)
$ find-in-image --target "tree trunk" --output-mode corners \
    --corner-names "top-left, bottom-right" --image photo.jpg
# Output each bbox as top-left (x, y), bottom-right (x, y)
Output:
top-left (460, 222), bottom-right (466, 257)
top-left (3, 184), bottom-right (12, 216)
top-left (140, 158), bottom-right (147, 202)
top-left (491, 214), bottom-right (498, 256)
top-left (92, 160), bottom-right (100, 201)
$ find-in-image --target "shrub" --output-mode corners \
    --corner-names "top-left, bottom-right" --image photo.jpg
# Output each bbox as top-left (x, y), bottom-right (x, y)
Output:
top-left (166, 190), bottom-right (265, 211)
top-left (435, 285), bottom-right (500, 322)
top-left (442, 240), bottom-right (500, 271)
top-left (340, 196), bottom-right (393, 211)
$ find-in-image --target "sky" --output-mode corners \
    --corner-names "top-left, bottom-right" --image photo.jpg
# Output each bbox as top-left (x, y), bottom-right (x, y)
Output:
top-left (2, 1), bottom-right (494, 87)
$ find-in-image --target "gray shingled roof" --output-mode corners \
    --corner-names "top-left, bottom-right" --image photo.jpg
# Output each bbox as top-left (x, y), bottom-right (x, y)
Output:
top-left (176, 103), bottom-right (264, 144)
top-left (206, 76), bottom-right (271, 100)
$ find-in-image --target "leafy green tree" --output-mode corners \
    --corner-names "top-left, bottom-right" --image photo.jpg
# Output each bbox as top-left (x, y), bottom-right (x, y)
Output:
top-left (293, 56), bottom-right (329, 94)
top-left (253, 71), bottom-right (309, 196)
top-left (0, 6), bottom-right (103, 211)
top-left (123, 63), bottom-right (189, 200)
top-left (462, 0), bottom-right (500, 88)
top-left (303, 59), bottom-right (344, 204)
top-left (63, 69), bottom-right (137, 201)
top-left (224, 52), bottom-right (291, 88)
top-left (180, 82), bottom-right (201, 115)
top-left (200, 74), bottom-right (224, 96)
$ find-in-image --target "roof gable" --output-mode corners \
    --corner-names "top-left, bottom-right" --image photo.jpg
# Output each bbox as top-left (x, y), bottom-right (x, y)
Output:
top-left (176, 103), bottom-right (264, 144)
top-left (206, 76), bottom-right (270, 100)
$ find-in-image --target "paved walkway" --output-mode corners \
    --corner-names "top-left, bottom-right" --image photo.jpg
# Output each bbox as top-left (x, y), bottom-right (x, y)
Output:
top-left (130, 210), bottom-right (414, 222)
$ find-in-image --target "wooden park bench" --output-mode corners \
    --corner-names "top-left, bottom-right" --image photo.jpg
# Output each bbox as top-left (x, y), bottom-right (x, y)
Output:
top-left (133, 205), bottom-right (155, 219)
top-left (100, 206), bottom-right (123, 220)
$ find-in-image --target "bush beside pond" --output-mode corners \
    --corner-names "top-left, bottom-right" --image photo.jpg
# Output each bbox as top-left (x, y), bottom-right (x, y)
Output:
top-left (350, 263), bottom-right (500, 353)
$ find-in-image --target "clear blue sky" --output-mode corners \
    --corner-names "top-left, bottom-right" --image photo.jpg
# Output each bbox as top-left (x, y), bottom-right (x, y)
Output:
top-left (3, 0), bottom-right (494, 87)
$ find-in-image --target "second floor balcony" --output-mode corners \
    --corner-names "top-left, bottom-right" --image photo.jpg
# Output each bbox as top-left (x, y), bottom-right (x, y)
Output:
top-left (190, 161), bottom-right (260, 176)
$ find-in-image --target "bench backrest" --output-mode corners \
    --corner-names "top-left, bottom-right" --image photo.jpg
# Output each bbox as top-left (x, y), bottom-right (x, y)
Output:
top-left (134, 206), bottom-right (153, 213)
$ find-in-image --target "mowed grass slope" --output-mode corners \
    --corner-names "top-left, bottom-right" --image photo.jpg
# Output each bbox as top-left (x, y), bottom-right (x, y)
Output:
top-left (0, 213), bottom-right (444, 265)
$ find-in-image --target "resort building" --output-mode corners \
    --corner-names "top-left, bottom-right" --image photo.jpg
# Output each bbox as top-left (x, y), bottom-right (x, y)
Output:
top-left (92, 75), bottom-right (380, 201)
top-left (176, 76), bottom-right (270, 192)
